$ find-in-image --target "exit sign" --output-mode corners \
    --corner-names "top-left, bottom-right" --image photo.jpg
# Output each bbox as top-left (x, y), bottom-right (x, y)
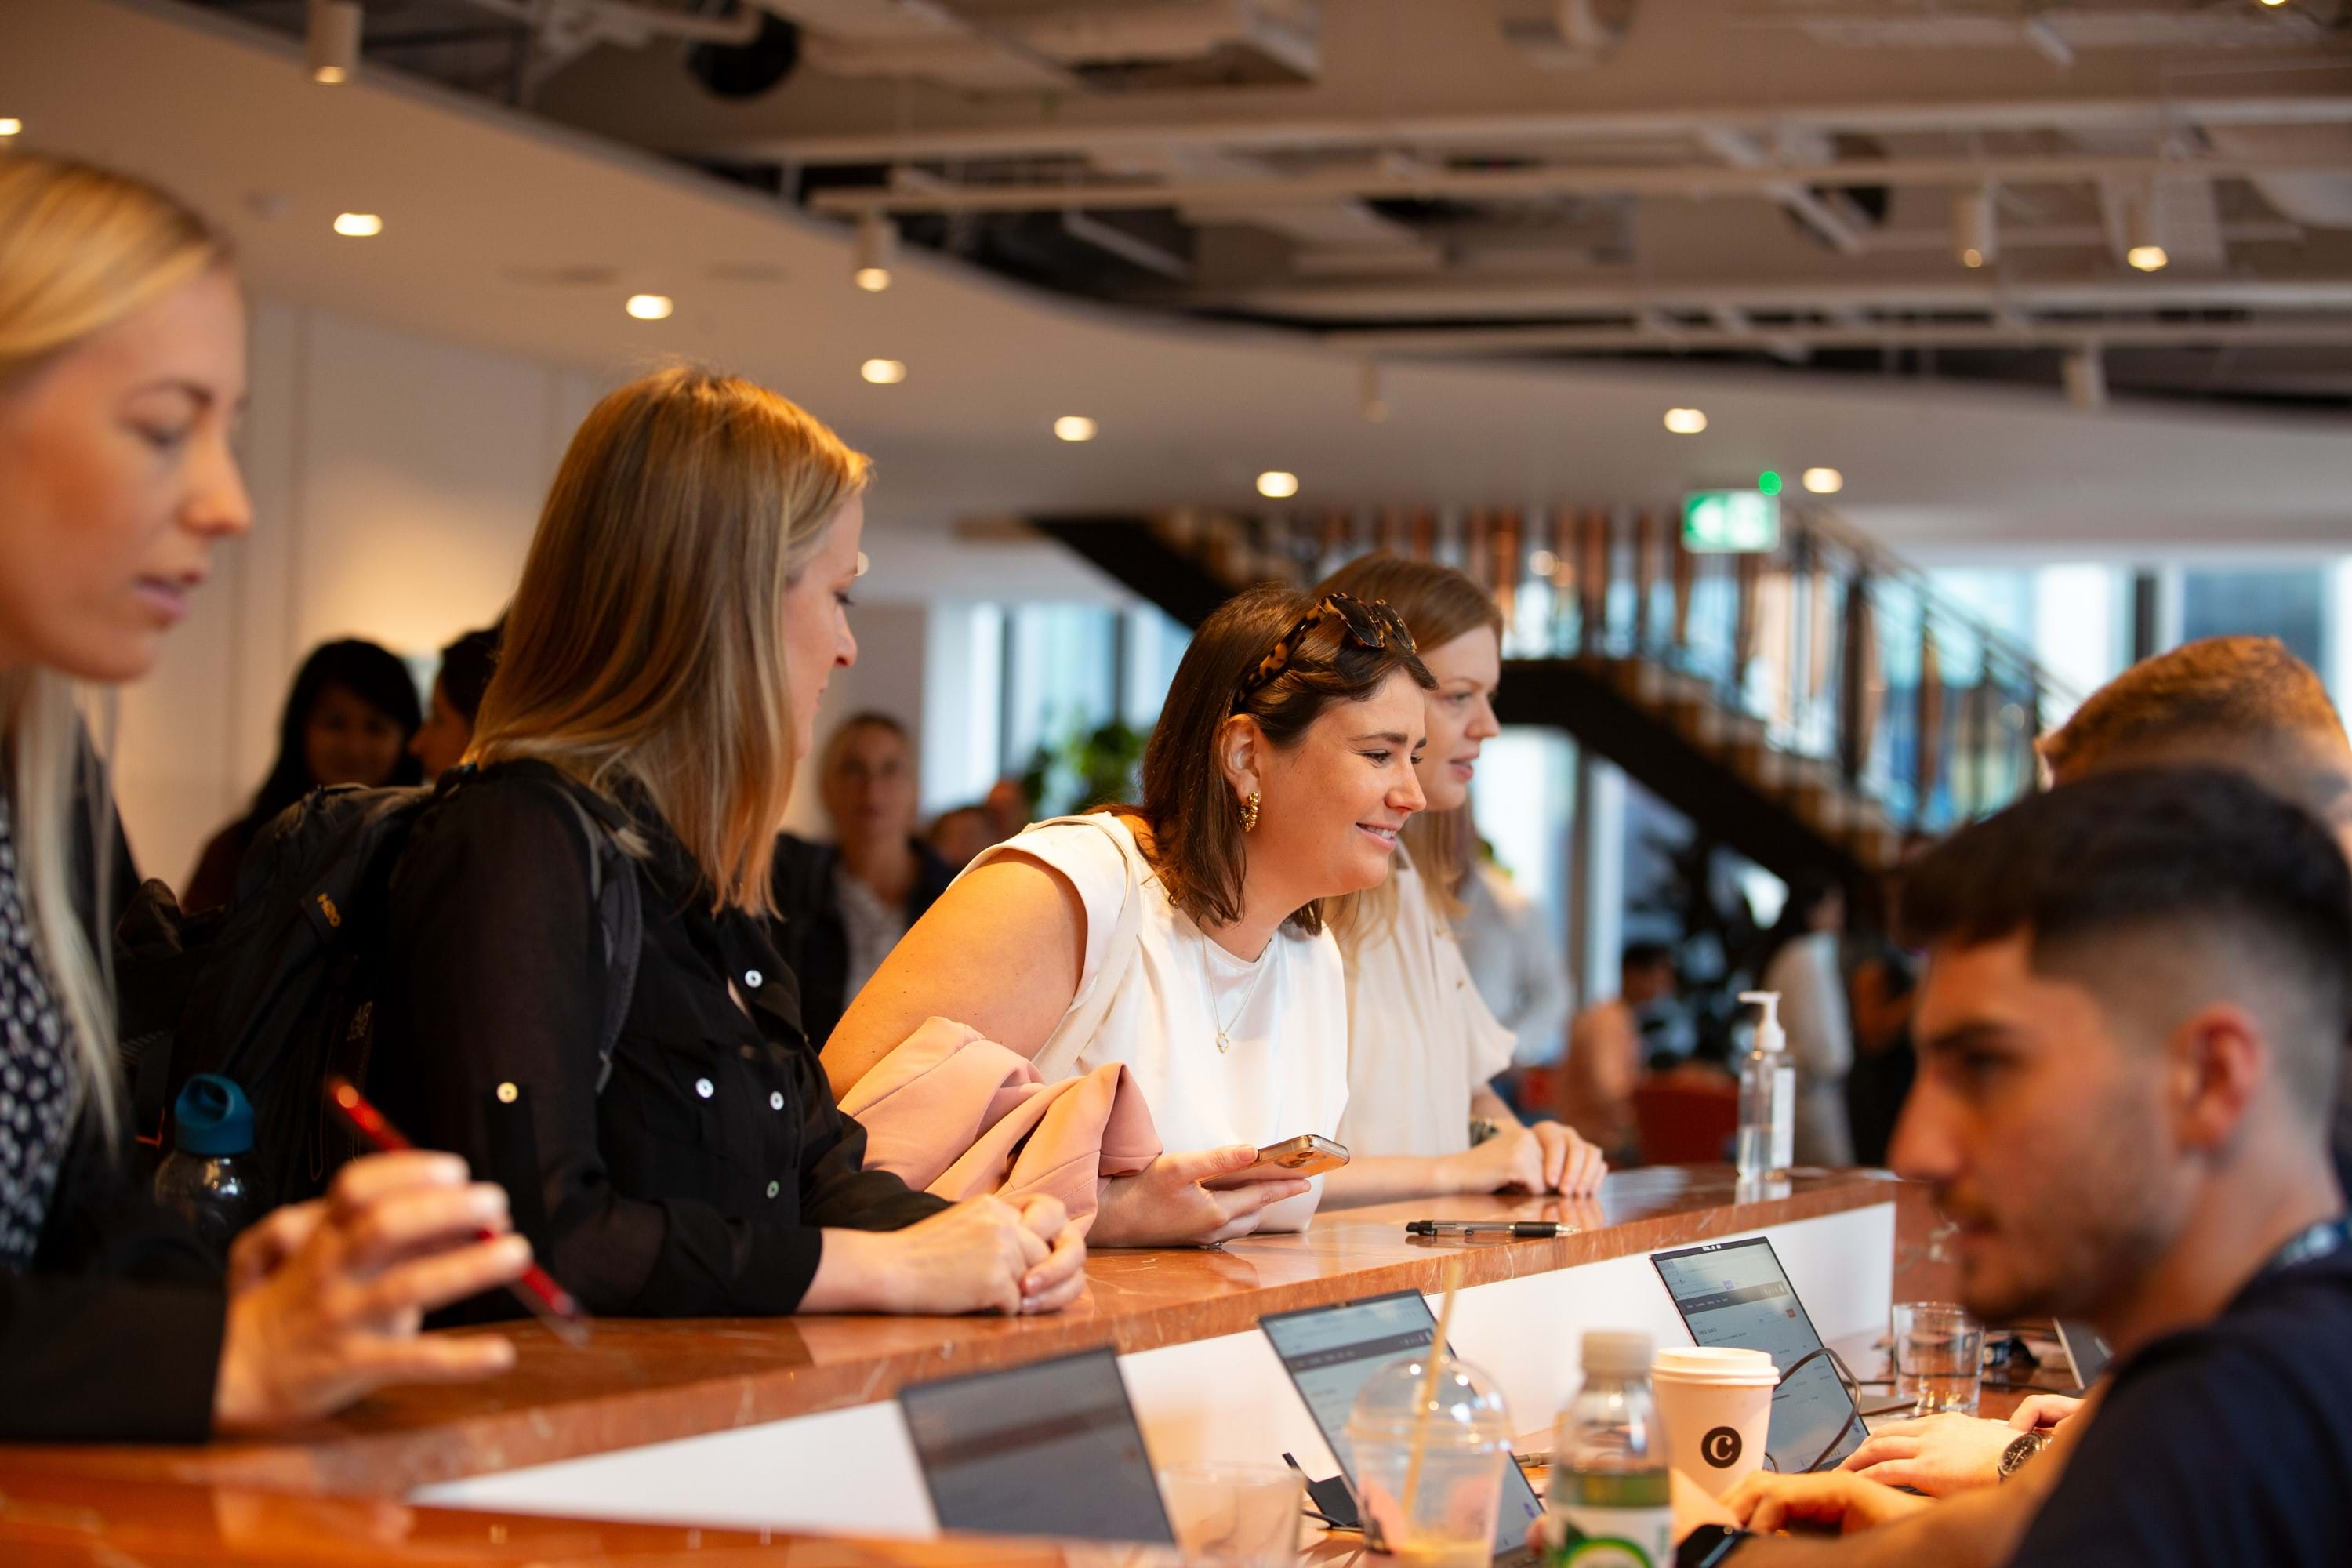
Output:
top-left (1682, 490), bottom-right (1781, 553)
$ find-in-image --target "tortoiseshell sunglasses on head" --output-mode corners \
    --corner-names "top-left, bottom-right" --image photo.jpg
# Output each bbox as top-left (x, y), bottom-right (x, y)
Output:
top-left (1233, 592), bottom-right (1417, 710)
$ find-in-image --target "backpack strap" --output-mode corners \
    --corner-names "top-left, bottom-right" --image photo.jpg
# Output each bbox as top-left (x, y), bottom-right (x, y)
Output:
top-left (543, 787), bottom-right (642, 1096)
top-left (459, 763), bottom-right (643, 1095)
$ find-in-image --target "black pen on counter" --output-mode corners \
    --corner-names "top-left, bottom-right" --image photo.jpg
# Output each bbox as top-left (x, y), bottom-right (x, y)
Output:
top-left (1405, 1220), bottom-right (1570, 1239)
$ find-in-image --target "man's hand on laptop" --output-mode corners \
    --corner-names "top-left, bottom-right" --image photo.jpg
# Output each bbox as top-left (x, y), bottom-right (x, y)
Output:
top-left (1838, 1413), bottom-right (2023, 1496)
top-left (1726, 1470), bottom-right (1931, 1535)
top-left (2007, 1393), bottom-right (2085, 1432)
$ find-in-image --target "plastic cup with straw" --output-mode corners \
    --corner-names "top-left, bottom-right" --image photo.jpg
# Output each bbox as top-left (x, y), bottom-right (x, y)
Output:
top-left (1345, 1257), bottom-right (1516, 1566)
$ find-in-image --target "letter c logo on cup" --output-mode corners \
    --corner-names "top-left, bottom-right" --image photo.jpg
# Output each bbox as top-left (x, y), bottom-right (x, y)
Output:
top-left (1702, 1426), bottom-right (1744, 1468)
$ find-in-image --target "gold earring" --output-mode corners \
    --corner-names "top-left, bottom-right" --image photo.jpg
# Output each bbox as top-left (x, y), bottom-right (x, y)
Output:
top-left (1241, 790), bottom-right (1262, 833)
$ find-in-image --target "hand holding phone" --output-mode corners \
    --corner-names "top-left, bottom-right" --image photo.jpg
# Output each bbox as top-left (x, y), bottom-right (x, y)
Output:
top-left (1206, 1134), bottom-right (1348, 1186)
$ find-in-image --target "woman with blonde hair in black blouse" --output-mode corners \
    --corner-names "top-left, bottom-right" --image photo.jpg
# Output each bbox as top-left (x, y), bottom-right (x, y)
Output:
top-left (376, 366), bottom-right (1084, 1319)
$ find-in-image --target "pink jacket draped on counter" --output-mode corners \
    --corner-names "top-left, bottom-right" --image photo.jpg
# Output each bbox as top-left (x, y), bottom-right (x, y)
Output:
top-left (840, 1016), bottom-right (1162, 1235)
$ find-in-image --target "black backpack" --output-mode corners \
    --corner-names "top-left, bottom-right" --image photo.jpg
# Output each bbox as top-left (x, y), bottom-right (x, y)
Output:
top-left (121, 766), bottom-right (642, 1211)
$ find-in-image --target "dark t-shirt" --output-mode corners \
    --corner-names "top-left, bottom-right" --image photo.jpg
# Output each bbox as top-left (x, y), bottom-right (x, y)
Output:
top-left (2009, 1243), bottom-right (2352, 1567)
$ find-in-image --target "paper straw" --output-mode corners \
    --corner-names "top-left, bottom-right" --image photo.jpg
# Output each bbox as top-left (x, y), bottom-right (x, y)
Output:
top-left (1400, 1254), bottom-right (1468, 1521)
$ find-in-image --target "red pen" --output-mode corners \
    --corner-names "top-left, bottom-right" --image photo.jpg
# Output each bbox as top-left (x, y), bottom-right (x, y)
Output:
top-left (323, 1075), bottom-right (592, 1348)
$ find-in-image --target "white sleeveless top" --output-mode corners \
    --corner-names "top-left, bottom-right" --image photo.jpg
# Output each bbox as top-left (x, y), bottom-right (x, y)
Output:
top-left (1338, 846), bottom-right (1517, 1160)
top-left (967, 815), bottom-right (1349, 1231)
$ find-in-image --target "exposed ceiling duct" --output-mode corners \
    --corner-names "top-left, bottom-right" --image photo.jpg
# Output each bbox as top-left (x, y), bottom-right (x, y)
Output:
top-left (175, 0), bottom-right (2352, 410)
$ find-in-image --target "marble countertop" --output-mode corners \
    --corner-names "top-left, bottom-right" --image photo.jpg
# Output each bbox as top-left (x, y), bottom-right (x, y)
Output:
top-left (0, 1166), bottom-right (1907, 1505)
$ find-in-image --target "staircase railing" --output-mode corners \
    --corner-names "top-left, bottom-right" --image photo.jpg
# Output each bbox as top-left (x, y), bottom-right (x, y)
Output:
top-left (1148, 502), bottom-right (2067, 839)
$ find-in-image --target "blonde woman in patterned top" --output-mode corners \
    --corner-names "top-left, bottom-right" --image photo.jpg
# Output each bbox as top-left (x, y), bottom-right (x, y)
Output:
top-left (0, 153), bottom-right (529, 1441)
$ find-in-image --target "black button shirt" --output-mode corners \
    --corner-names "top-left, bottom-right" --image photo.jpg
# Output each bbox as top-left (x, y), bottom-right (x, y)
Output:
top-left (377, 763), bottom-right (946, 1319)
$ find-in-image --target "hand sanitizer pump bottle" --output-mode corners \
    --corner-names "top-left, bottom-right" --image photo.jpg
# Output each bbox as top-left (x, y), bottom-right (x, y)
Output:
top-left (1735, 992), bottom-right (1795, 1181)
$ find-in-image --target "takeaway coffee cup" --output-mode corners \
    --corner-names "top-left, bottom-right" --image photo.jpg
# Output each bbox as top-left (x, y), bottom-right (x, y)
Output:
top-left (1650, 1346), bottom-right (1779, 1497)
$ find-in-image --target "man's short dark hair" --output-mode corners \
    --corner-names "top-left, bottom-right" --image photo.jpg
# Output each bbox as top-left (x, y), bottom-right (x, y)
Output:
top-left (1900, 766), bottom-right (2352, 1107)
top-left (436, 623), bottom-right (503, 724)
top-left (1621, 941), bottom-right (1673, 973)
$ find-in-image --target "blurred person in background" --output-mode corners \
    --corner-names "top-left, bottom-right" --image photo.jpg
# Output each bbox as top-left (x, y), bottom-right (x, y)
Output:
top-left (0, 151), bottom-right (528, 1442)
top-left (1758, 873), bottom-right (1855, 1167)
top-left (1562, 942), bottom-right (1677, 1165)
top-left (1450, 808), bottom-right (1574, 1100)
top-left (184, 637), bottom-right (422, 910)
top-left (408, 622), bottom-right (499, 782)
top-left (927, 804), bottom-right (994, 869)
top-left (773, 712), bottom-right (957, 1047)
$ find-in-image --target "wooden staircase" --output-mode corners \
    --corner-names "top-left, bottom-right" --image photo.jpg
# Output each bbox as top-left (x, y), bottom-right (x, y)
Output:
top-left (1034, 505), bottom-right (2060, 884)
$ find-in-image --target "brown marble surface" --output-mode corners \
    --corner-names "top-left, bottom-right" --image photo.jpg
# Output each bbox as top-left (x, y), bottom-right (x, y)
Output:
top-left (0, 1467), bottom-right (1169, 1567)
top-left (0, 1166), bottom-right (1898, 1504)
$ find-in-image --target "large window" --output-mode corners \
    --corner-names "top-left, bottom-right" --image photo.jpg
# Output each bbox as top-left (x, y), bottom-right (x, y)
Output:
top-left (2178, 568), bottom-right (2327, 677)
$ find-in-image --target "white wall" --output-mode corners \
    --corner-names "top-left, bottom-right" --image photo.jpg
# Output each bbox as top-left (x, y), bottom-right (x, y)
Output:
top-left (112, 299), bottom-right (602, 887)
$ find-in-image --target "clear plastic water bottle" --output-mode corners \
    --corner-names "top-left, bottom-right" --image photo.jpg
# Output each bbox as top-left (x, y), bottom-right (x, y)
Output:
top-left (1548, 1330), bottom-right (1671, 1568)
top-left (1735, 990), bottom-right (1795, 1181)
top-left (152, 1073), bottom-right (265, 1258)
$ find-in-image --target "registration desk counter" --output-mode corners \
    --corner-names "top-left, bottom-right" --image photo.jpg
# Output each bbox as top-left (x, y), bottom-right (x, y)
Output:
top-left (0, 1167), bottom-right (1920, 1559)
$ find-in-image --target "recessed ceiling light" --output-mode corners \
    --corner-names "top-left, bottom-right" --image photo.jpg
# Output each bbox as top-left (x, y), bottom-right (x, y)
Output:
top-left (0, 119), bottom-right (22, 138)
top-left (854, 267), bottom-right (891, 293)
top-left (1054, 416), bottom-right (1096, 442)
top-left (1664, 407), bottom-right (1708, 434)
top-left (1256, 470), bottom-right (1299, 499)
top-left (1960, 248), bottom-right (1985, 269)
top-left (332, 212), bottom-right (382, 238)
top-left (1802, 467), bottom-right (1845, 495)
top-left (861, 358), bottom-right (906, 384)
top-left (2126, 244), bottom-right (2169, 273)
top-left (625, 293), bottom-right (673, 321)
top-left (1529, 549), bottom-right (1559, 577)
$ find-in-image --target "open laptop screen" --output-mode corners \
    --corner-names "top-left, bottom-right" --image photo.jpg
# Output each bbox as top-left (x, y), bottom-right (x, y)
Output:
top-left (1259, 1288), bottom-right (1545, 1559)
top-left (1652, 1237), bottom-right (1867, 1473)
top-left (898, 1347), bottom-right (1176, 1544)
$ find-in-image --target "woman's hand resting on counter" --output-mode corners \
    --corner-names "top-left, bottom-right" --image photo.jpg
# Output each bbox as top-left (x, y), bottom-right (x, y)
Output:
top-left (807, 1194), bottom-right (1087, 1316)
top-left (1091, 1145), bottom-right (1312, 1247)
top-left (1447, 1119), bottom-right (1606, 1197)
top-left (213, 1151), bottom-right (532, 1435)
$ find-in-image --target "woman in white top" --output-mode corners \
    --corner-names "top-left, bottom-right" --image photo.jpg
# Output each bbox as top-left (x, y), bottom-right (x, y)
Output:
top-left (823, 587), bottom-right (1435, 1243)
top-left (1313, 555), bottom-right (1606, 1205)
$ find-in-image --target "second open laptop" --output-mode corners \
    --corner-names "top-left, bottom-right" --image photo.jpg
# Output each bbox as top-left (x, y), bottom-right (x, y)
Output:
top-left (1651, 1236), bottom-right (1869, 1474)
top-left (1258, 1287), bottom-right (1546, 1564)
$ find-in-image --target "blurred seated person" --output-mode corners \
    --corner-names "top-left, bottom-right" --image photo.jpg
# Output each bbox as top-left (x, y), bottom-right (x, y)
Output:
top-left (1700, 768), bottom-right (2352, 1567)
top-left (771, 712), bottom-right (957, 1047)
top-left (2040, 634), bottom-right (2352, 1198)
top-left (981, 776), bottom-right (1030, 842)
top-left (408, 622), bottom-right (500, 782)
top-left (185, 637), bottom-right (421, 910)
top-left (927, 804), bottom-right (994, 869)
top-left (1559, 942), bottom-right (1675, 1163)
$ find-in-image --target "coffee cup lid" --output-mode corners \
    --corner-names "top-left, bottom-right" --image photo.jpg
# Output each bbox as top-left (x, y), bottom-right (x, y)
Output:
top-left (1652, 1346), bottom-right (1780, 1385)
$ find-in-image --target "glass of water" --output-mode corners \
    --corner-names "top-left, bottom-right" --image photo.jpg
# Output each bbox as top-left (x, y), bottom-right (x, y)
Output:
top-left (1890, 1302), bottom-right (1983, 1417)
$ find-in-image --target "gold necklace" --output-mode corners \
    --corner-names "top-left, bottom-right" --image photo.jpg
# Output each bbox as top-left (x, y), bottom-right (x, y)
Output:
top-left (1198, 929), bottom-right (1272, 1054)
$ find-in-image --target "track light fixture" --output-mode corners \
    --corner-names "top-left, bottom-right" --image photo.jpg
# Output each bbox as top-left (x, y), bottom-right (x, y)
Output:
top-left (307, 1), bottom-right (363, 85)
top-left (854, 212), bottom-right (895, 292)
top-left (1951, 186), bottom-right (1996, 270)
top-left (2125, 189), bottom-right (2169, 272)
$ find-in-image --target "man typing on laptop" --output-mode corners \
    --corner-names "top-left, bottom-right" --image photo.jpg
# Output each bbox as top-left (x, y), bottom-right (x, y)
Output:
top-left (1672, 767), bottom-right (2352, 1567)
